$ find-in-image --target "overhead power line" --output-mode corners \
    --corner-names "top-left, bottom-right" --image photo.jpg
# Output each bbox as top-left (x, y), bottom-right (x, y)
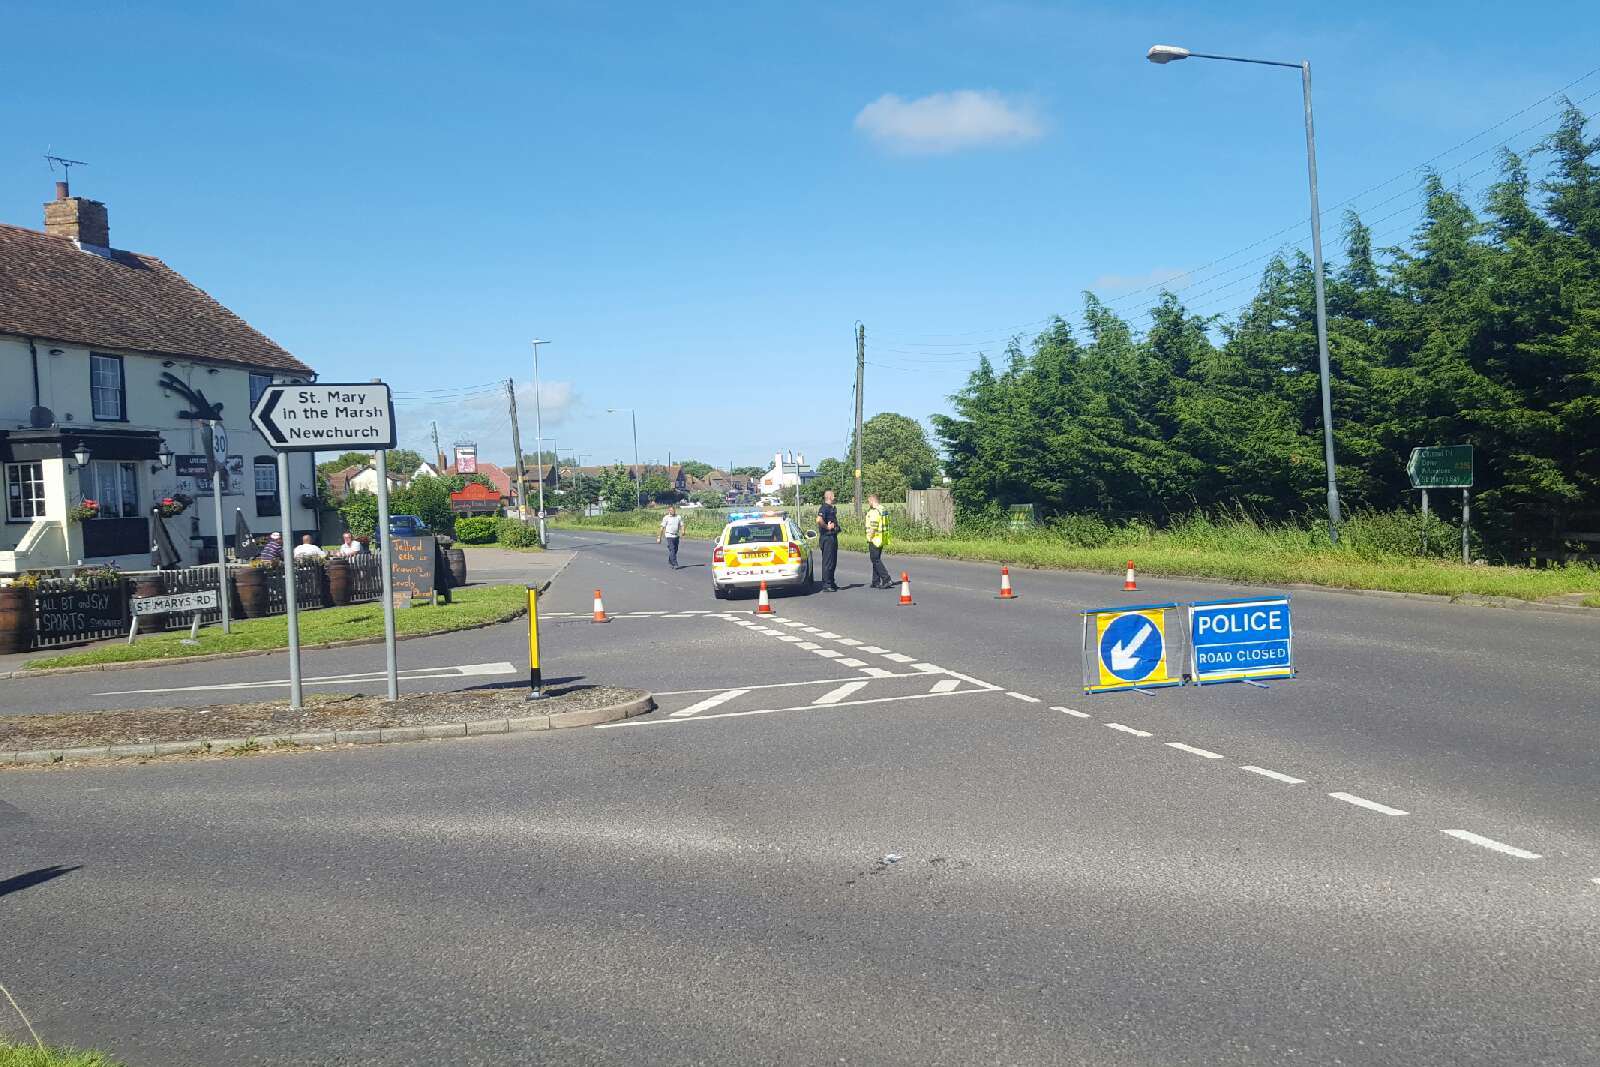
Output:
top-left (873, 67), bottom-right (1600, 351)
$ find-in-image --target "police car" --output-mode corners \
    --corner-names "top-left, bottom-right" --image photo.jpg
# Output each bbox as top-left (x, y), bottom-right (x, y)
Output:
top-left (711, 511), bottom-right (816, 599)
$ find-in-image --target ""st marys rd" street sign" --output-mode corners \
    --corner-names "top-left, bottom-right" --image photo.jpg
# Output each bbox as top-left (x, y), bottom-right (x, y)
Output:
top-left (251, 383), bottom-right (396, 452)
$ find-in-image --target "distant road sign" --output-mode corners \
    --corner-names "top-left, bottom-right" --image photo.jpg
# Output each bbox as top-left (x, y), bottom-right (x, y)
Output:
top-left (132, 589), bottom-right (219, 616)
top-left (1407, 445), bottom-right (1473, 488)
top-left (1189, 597), bottom-right (1294, 684)
top-left (1083, 606), bottom-right (1181, 693)
top-left (251, 383), bottom-right (395, 452)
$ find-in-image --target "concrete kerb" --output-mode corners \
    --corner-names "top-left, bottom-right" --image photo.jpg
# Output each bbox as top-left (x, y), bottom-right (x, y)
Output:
top-left (0, 693), bottom-right (655, 768)
top-left (1, 553), bottom-right (584, 680)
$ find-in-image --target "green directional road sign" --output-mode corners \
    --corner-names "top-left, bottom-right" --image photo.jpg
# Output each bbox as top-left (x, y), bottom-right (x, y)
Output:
top-left (1407, 445), bottom-right (1473, 489)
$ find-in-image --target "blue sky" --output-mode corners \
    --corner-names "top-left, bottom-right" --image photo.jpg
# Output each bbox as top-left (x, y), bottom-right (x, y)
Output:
top-left (4, 1), bottom-right (1597, 470)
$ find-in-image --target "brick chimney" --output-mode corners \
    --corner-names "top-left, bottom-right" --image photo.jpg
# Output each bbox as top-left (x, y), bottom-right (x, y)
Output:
top-left (43, 181), bottom-right (110, 247)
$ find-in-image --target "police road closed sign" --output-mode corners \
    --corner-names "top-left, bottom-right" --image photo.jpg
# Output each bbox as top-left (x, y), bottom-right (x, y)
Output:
top-left (1189, 597), bottom-right (1293, 684)
top-left (251, 383), bottom-right (396, 452)
top-left (1086, 606), bottom-right (1181, 693)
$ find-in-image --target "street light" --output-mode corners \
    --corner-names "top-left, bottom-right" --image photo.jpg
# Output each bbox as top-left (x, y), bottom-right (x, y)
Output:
top-left (1147, 42), bottom-right (1343, 541)
top-left (606, 408), bottom-right (641, 508)
top-left (530, 339), bottom-right (550, 545)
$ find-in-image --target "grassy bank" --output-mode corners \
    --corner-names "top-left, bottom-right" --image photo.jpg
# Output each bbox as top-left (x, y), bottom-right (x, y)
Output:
top-left (0, 1040), bottom-right (122, 1067)
top-left (24, 584), bottom-right (527, 670)
top-left (552, 511), bottom-right (1600, 603)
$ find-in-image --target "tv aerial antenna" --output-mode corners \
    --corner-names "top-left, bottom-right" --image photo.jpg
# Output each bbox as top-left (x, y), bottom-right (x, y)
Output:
top-left (45, 153), bottom-right (89, 181)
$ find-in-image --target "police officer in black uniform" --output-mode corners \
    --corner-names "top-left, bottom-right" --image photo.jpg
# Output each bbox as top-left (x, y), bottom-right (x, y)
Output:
top-left (815, 489), bottom-right (841, 591)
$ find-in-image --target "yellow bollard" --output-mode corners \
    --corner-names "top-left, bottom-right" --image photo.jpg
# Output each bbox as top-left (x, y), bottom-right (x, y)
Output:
top-left (526, 584), bottom-right (542, 700)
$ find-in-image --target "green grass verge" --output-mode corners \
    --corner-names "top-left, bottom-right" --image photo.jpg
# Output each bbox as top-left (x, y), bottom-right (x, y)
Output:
top-left (460, 542), bottom-right (544, 553)
top-left (23, 584), bottom-right (527, 670)
top-left (0, 1040), bottom-right (124, 1067)
top-left (551, 513), bottom-right (1600, 603)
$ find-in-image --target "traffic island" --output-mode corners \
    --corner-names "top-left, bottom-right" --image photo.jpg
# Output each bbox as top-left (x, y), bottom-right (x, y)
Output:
top-left (0, 686), bottom-right (652, 769)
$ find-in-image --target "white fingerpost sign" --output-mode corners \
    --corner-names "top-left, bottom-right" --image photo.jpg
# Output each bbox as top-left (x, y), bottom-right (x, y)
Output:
top-left (250, 383), bottom-right (396, 451)
top-left (250, 379), bottom-right (400, 709)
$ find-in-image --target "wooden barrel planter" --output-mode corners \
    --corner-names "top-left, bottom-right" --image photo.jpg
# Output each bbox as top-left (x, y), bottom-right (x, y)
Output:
top-left (233, 565), bottom-right (273, 618)
top-left (447, 548), bottom-right (467, 588)
top-left (324, 557), bottom-right (353, 606)
top-left (133, 575), bottom-right (167, 632)
top-left (0, 585), bottom-right (37, 655)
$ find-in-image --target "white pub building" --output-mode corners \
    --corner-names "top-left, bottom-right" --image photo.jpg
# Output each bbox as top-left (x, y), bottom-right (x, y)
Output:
top-left (1, 182), bottom-right (318, 575)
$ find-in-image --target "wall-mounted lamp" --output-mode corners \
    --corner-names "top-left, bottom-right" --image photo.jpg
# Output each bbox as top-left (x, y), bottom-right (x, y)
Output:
top-left (152, 443), bottom-right (174, 474)
top-left (48, 348), bottom-right (63, 356)
top-left (69, 443), bottom-right (92, 470)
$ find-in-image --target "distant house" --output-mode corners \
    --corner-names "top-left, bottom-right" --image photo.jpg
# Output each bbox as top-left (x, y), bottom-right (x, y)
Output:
top-left (446, 461), bottom-right (516, 506)
top-left (1, 182), bottom-right (317, 574)
top-left (758, 451), bottom-right (815, 498)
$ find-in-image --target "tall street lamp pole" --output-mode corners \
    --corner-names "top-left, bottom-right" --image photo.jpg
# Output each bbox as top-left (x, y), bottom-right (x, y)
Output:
top-left (530, 339), bottom-right (550, 545)
top-left (607, 408), bottom-right (641, 507)
top-left (1147, 44), bottom-right (1343, 541)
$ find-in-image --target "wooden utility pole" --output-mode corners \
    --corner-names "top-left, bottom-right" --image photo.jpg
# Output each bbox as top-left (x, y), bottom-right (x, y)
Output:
top-left (430, 420), bottom-right (444, 472)
top-left (506, 379), bottom-right (530, 520)
top-left (853, 322), bottom-right (865, 519)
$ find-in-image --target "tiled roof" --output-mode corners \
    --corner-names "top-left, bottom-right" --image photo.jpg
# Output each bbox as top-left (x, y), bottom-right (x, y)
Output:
top-left (0, 221), bottom-right (312, 374)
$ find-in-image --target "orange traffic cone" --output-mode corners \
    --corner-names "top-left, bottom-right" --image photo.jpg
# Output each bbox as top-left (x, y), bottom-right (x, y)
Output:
top-left (997, 566), bottom-right (1016, 600)
top-left (1123, 562), bottom-right (1138, 592)
top-left (592, 588), bottom-right (609, 623)
top-left (898, 572), bottom-right (914, 606)
top-left (755, 580), bottom-right (774, 615)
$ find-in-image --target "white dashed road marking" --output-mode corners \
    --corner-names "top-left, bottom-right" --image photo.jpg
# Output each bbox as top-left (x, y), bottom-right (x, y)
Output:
top-left (881, 653), bottom-right (916, 664)
top-left (1006, 692), bottom-right (1042, 704)
top-left (811, 649), bottom-right (843, 658)
top-left (1240, 766), bottom-right (1305, 785)
top-left (813, 681), bottom-right (871, 705)
top-left (859, 646), bottom-right (889, 655)
top-left (860, 667), bottom-right (898, 678)
top-left (911, 662), bottom-right (943, 673)
top-left (1050, 706), bottom-right (1091, 718)
top-left (1166, 742), bottom-right (1225, 759)
top-left (601, 688), bottom-right (976, 728)
top-left (1329, 792), bottom-right (1408, 816)
top-left (797, 642), bottom-right (822, 650)
top-left (930, 679), bottom-right (961, 694)
top-left (1441, 829), bottom-right (1542, 860)
top-left (837, 658), bottom-right (867, 668)
top-left (670, 688), bottom-right (750, 718)
top-left (1105, 723), bottom-right (1152, 738)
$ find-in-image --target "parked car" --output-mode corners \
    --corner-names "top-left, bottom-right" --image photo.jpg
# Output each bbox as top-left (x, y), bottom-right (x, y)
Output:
top-left (372, 514), bottom-right (453, 547)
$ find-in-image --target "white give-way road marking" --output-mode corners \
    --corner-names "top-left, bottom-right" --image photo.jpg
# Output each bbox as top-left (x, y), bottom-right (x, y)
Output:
top-left (95, 661), bottom-right (519, 696)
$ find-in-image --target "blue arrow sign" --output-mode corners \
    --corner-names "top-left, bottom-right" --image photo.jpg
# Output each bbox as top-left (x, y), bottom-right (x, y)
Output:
top-left (1099, 612), bottom-right (1165, 683)
top-left (1189, 597), bottom-right (1294, 683)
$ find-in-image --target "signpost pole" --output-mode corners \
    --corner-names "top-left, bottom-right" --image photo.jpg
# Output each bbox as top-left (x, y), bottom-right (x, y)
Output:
top-left (375, 447), bottom-right (400, 702)
top-left (251, 378), bottom-right (397, 701)
top-left (1421, 488), bottom-right (1429, 556)
top-left (526, 585), bottom-right (542, 700)
top-left (277, 451), bottom-right (302, 710)
top-left (208, 421), bottom-right (232, 635)
top-left (1462, 489), bottom-right (1471, 565)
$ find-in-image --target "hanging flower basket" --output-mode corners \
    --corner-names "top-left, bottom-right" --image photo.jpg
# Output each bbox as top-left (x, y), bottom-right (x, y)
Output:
top-left (155, 493), bottom-right (194, 518)
top-left (69, 499), bottom-right (100, 523)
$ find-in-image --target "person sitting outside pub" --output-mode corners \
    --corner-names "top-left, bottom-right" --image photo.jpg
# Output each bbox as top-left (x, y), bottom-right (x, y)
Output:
top-left (337, 531), bottom-right (363, 558)
top-left (293, 534), bottom-right (326, 563)
top-left (259, 531), bottom-right (284, 562)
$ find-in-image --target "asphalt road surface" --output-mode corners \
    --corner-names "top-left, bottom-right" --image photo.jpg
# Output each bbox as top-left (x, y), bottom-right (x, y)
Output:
top-left (4, 529), bottom-right (1598, 1065)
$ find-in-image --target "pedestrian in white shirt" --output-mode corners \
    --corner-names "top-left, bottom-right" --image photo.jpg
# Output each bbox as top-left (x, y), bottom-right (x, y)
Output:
top-left (657, 506), bottom-right (683, 569)
top-left (337, 532), bottom-right (362, 558)
top-left (292, 534), bottom-right (326, 563)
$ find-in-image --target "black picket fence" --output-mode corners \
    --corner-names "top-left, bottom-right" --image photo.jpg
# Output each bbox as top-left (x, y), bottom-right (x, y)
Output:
top-left (20, 554), bottom-right (388, 651)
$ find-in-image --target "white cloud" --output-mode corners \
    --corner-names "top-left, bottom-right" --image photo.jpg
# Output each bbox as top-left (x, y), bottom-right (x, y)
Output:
top-left (854, 89), bottom-right (1045, 155)
top-left (1089, 267), bottom-right (1189, 295)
